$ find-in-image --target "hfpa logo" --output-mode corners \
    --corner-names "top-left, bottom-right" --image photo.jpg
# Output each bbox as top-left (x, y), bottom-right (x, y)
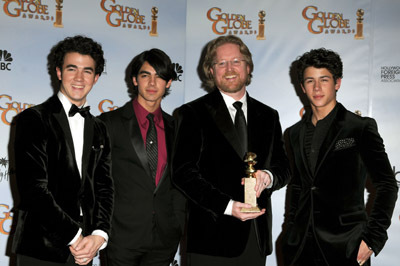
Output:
top-left (0, 50), bottom-right (13, 71)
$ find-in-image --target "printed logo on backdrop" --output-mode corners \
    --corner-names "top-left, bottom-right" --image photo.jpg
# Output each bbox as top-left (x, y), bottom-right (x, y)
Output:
top-left (100, 0), bottom-right (160, 37)
top-left (0, 50), bottom-right (13, 71)
top-left (2, 0), bottom-right (64, 27)
top-left (0, 204), bottom-right (12, 235)
top-left (0, 95), bottom-right (35, 126)
top-left (381, 66), bottom-right (400, 82)
top-left (206, 7), bottom-right (267, 40)
top-left (302, 6), bottom-right (365, 39)
top-left (0, 157), bottom-right (12, 235)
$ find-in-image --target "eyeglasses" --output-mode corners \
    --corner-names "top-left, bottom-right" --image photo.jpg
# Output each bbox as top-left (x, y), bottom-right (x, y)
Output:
top-left (213, 58), bottom-right (246, 68)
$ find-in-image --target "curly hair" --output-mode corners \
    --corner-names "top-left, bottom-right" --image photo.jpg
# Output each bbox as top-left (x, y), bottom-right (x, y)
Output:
top-left (128, 48), bottom-right (177, 98)
top-left (296, 48), bottom-right (343, 85)
top-left (202, 35), bottom-right (253, 89)
top-left (51, 35), bottom-right (105, 76)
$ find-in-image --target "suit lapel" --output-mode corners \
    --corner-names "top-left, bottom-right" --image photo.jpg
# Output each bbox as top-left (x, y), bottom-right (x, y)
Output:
top-left (121, 102), bottom-right (153, 182)
top-left (49, 96), bottom-right (81, 179)
top-left (51, 97), bottom-right (75, 158)
top-left (314, 104), bottom-right (345, 176)
top-left (205, 90), bottom-right (244, 159)
top-left (297, 120), bottom-right (313, 180)
top-left (81, 116), bottom-right (94, 183)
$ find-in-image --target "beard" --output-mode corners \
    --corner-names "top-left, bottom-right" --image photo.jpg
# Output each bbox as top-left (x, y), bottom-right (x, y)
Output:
top-left (215, 70), bottom-right (247, 94)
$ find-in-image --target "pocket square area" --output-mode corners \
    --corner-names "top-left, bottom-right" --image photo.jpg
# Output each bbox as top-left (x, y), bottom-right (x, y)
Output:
top-left (334, 138), bottom-right (356, 150)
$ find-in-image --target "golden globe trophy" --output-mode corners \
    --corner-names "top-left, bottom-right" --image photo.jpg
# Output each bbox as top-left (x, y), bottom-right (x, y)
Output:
top-left (256, 10), bottom-right (266, 40)
top-left (241, 152), bottom-right (261, 212)
top-left (354, 9), bottom-right (364, 40)
top-left (53, 0), bottom-right (64, 28)
top-left (149, 7), bottom-right (158, 37)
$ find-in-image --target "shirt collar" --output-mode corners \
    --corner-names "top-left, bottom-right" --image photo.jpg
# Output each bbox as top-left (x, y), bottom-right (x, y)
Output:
top-left (133, 98), bottom-right (163, 126)
top-left (219, 90), bottom-right (247, 115)
top-left (57, 91), bottom-right (88, 114)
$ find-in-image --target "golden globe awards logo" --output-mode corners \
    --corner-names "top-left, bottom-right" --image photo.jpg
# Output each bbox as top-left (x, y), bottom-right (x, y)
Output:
top-left (2, 0), bottom-right (59, 25)
top-left (0, 94), bottom-right (35, 126)
top-left (302, 6), bottom-right (356, 35)
top-left (207, 7), bottom-right (258, 37)
top-left (100, 0), bottom-right (150, 31)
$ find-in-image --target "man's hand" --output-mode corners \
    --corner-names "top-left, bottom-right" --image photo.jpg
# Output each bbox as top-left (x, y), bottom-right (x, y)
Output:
top-left (356, 240), bottom-right (373, 265)
top-left (231, 201), bottom-right (266, 221)
top-left (241, 170), bottom-right (271, 198)
top-left (69, 235), bottom-right (105, 265)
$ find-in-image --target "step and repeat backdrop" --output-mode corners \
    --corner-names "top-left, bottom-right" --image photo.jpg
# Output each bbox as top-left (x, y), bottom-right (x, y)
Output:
top-left (0, 0), bottom-right (399, 265)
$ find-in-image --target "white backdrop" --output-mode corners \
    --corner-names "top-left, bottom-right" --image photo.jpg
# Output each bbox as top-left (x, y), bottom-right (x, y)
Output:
top-left (1, 0), bottom-right (399, 265)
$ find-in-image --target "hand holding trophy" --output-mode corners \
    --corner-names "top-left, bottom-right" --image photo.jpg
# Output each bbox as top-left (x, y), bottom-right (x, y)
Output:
top-left (241, 152), bottom-right (261, 212)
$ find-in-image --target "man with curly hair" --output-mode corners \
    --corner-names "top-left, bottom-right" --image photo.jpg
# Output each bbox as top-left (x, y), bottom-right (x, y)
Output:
top-left (282, 48), bottom-right (398, 266)
top-left (11, 35), bottom-right (114, 266)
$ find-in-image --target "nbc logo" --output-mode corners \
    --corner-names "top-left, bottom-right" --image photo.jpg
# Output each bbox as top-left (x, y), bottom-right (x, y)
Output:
top-left (0, 50), bottom-right (13, 71)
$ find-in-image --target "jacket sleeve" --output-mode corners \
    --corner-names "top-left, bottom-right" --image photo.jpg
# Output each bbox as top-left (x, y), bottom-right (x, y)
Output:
top-left (360, 118), bottom-right (398, 255)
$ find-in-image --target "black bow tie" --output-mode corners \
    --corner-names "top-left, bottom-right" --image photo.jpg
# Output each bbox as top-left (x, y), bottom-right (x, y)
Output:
top-left (68, 104), bottom-right (90, 118)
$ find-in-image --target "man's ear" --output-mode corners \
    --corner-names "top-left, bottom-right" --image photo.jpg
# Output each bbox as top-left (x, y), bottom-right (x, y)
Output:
top-left (335, 78), bottom-right (342, 92)
top-left (56, 67), bottom-right (62, 80)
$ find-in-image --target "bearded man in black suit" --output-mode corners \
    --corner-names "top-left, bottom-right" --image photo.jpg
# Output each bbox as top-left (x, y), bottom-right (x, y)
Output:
top-left (282, 48), bottom-right (398, 266)
top-left (99, 48), bottom-right (186, 266)
top-left (172, 35), bottom-right (290, 266)
top-left (11, 35), bottom-right (114, 266)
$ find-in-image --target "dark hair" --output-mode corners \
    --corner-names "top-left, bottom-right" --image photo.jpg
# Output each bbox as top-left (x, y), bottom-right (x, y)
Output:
top-left (203, 35), bottom-right (253, 89)
top-left (51, 35), bottom-right (105, 76)
top-left (296, 48), bottom-right (343, 85)
top-left (128, 48), bottom-right (177, 98)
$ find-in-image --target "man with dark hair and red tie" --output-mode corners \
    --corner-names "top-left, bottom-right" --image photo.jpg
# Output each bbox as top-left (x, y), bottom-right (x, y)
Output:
top-left (11, 35), bottom-right (114, 266)
top-left (99, 48), bottom-right (186, 266)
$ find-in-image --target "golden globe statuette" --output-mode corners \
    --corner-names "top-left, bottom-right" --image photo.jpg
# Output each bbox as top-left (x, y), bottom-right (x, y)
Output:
top-left (256, 10), bottom-right (266, 40)
top-left (354, 9), bottom-right (364, 40)
top-left (53, 0), bottom-right (64, 28)
top-left (241, 152), bottom-right (261, 213)
top-left (149, 7), bottom-right (158, 37)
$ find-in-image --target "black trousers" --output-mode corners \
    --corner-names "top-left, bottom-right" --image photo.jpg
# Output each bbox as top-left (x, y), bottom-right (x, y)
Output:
top-left (187, 222), bottom-right (266, 266)
top-left (105, 231), bottom-right (179, 266)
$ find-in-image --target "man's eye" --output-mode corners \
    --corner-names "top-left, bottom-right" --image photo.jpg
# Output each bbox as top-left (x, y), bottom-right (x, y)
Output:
top-left (218, 61), bottom-right (227, 67)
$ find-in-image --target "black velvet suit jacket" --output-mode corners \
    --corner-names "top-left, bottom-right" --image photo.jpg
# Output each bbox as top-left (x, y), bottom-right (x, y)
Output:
top-left (172, 90), bottom-right (290, 257)
top-left (282, 103), bottom-right (398, 265)
top-left (11, 95), bottom-right (114, 263)
top-left (99, 101), bottom-right (186, 249)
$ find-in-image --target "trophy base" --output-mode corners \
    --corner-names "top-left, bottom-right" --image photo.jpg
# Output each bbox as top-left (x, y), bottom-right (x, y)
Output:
top-left (241, 206), bottom-right (261, 213)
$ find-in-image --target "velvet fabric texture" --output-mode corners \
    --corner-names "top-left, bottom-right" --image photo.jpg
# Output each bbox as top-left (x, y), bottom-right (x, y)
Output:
top-left (282, 103), bottom-right (398, 265)
top-left (172, 90), bottom-right (290, 257)
top-left (11, 95), bottom-right (114, 263)
top-left (99, 101), bottom-right (186, 250)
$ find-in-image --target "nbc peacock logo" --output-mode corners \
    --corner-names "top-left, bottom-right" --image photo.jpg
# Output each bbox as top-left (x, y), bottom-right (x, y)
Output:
top-left (0, 50), bottom-right (13, 71)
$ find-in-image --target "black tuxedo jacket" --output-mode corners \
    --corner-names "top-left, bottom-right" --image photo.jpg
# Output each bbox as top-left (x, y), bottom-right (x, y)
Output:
top-left (11, 95), bottom-right (114, 263)
top-left (282, 103), bottom-right (398, 265)
top-left (99, 101), bottom-right (186, 249)
top-left (172, 90), bottom-right (290, 257)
